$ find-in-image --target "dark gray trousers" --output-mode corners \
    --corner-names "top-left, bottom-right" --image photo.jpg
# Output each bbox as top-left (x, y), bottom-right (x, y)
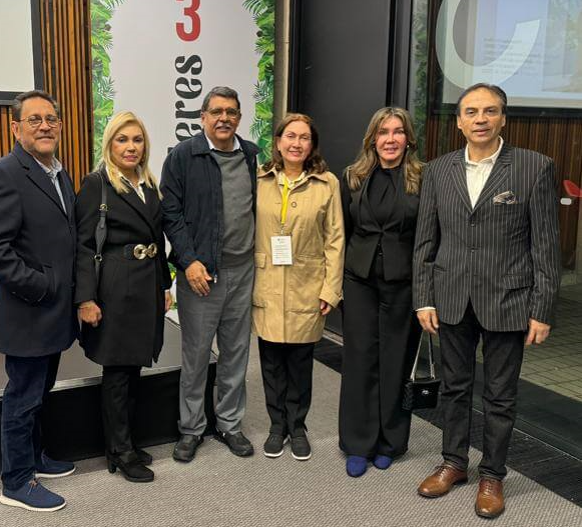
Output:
top-left (176, 258), bottom-right (253, 436)
top-left (439, 301), bottom-right (525, 480)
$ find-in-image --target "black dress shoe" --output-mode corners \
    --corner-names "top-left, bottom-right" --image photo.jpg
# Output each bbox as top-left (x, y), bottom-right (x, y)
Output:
top-left (215, 431), bottom-right (254, 457)
top-left (107, 451), bottom-right (154, 483)
top-left (134, 447), bottom-right (153, 466)
top-left (173, 434), bottom-right (203, 462)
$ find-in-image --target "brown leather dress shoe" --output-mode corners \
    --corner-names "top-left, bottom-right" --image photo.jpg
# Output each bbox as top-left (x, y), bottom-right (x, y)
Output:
top-left (475, 478), bottom-right (505, 518)
top-left (417, 463), bottom-right (468, 498)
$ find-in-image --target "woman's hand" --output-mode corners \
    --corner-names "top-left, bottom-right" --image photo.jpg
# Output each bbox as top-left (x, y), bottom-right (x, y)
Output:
top-left (165, 291), bottom-right (173, 312)
top-left (78, 300), bottom-right (102, 327)
top-left (320, 299), bottom-right (332, 316)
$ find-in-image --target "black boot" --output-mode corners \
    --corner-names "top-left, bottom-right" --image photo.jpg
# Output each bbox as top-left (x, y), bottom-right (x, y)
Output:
top-left (134, 447), bottom-right (153, 466)
top-left (106, 451), bottom-right (154, 483)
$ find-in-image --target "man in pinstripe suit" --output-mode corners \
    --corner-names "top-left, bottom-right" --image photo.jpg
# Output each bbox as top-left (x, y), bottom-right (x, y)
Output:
top-left (413, 83), bottom-right (561, 518)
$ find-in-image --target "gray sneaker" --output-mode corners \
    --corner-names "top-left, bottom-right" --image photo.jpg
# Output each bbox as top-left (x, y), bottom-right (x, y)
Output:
top-left (263, 434), bottom-right (288, 458)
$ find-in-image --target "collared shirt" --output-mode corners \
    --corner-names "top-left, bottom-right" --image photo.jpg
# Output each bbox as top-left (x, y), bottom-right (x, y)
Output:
top-left (204, 133), bottom-right (241, 152)
top-left (34, 157), bottom-right (67, 212)
top-left (119, 170), bottom-right (147, 203)
top-left (277, 170), bottom-right (307, 190)
top-left (464, 137), bottom-right (504, 208)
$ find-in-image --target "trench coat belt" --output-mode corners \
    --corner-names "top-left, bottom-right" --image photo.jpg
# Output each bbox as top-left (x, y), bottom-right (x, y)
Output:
top-left (104, 243), bottom-right (158, 260)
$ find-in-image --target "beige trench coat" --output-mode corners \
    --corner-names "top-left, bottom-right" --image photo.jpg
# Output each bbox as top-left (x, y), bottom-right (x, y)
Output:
top-left (252, 167), bottom-right (345, 343)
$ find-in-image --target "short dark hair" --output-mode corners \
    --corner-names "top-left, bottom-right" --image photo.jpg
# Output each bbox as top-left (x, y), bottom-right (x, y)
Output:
top-left (456, 83), bottom-right (507, 115)
top-left (12, 90), bottom-right (60, 121)
top-left (201, 86), bottom-right (240, 111)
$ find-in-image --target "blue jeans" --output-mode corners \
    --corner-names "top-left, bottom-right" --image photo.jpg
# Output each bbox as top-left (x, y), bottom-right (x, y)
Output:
top-left (1, 353), bottom-right (61, 490)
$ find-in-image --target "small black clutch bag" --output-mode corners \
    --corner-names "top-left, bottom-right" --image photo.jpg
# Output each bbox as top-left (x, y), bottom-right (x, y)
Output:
top-left (402, 333), bottom-right (440, 411)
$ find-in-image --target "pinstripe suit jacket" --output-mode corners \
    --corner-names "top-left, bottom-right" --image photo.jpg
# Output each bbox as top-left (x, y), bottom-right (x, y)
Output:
top-left (412, 144), bottom-right (561, 332)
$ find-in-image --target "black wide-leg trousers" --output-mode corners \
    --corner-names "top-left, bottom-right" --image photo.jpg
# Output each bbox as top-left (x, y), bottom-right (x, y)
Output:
top-left (438, 301), bottom-right (524, 480)
top-left (258, 338), bottom-right (314, 437)
top-left (101, 365), bottom-right (142, 454)
top-left (339, 265), bottom-right (421, 458)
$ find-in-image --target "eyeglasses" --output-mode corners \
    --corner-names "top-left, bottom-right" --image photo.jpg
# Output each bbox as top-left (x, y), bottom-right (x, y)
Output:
top-left (18, 115), bottom-right (61, 128)
top-left (205, 107), bottom-right (240, 119)
top-left (282, 132), bottom-right (312, 143)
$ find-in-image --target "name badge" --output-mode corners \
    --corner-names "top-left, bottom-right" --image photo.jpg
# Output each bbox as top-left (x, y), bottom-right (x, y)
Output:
top-left (271, 236), bottom-right (293, 265)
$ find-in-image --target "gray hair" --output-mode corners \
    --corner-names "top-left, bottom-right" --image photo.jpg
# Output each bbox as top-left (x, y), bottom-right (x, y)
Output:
top-left (12, 90), bottom-right (60, 121)
top-left (201, 86), bottom-right (240, 111)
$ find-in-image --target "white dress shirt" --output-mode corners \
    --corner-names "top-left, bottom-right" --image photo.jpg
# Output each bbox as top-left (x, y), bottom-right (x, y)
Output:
top-left (465, 137), bottom-right (504, 208)
top-left (204, 133), bottom-right (241, 152)
top-left (35, 157), bottom-right (66, 211)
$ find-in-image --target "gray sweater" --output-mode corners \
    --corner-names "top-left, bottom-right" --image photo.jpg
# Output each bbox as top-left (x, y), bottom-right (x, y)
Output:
top-left (212, 150), bottom-right (254, 268)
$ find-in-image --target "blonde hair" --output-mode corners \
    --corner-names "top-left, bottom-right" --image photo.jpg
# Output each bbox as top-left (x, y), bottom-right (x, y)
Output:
top-left (346, 107), bottom-right (424, 195)
top-left (98, 111), bottom-right (160, 197)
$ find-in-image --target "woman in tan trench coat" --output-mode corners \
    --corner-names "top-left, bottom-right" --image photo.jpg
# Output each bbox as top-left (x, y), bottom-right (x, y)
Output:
top-left (253, 113), bottom-right (344, 461)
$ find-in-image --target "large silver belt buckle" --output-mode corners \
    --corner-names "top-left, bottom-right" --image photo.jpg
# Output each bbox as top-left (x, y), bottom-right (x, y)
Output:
top-left (133, 244), bottom-right (148, 260)
top-left (146, 243), bottom-right (158, 258)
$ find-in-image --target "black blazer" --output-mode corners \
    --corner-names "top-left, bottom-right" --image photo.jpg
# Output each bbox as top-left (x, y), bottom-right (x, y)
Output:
top-left (413, 144), bottom-right (561, 331)
top-left (75, 168), bottom-right (171, 367)
top-left (341, 167), bottom-right (420, 282)
top-left (0, 142), bottom-right (77, 356)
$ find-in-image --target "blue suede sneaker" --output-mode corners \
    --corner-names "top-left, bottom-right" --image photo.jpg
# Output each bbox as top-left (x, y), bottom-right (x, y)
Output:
top-left (373, 455), bottom-right (393, 470)
top-left (35, 452), bottom-right (76, 479)
top-left (346, 455), bottom-right (368, 477)
top-left (0, 479), bottom-right (66, 512)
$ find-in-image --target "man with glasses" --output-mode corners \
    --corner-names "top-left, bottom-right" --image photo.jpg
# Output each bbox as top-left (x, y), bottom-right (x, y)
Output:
top-left (0, 90), bottom-right (77, 511)
top-left (161, 86), bottom-right (259, 461)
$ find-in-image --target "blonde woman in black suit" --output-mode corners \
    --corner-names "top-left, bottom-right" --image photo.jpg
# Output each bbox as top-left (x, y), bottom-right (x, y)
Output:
top-left (75, 111), bottom-right (172, 483)
top-left (339, 107), bottom-right (423, 477)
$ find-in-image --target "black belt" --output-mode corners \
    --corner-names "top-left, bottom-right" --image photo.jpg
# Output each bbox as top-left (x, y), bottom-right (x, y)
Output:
top-left (105, 243), bottom-right (158, 260)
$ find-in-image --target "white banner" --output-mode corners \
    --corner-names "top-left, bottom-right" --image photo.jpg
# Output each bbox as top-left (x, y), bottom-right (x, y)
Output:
top-left (91, 0), bottom-right (275, 323)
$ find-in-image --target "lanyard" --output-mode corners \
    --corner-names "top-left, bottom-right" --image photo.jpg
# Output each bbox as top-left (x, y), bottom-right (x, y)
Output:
top-left (280, 177), bottom-right (291, 231)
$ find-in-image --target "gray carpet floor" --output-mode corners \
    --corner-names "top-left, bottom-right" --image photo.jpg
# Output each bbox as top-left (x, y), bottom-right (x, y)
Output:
top-left (1, 341), bottom-right (581, 527)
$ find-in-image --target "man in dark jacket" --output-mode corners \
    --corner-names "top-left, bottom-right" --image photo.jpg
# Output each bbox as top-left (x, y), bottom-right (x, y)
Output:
top-left (0, 91), bottom-right (77, 512)
top-left (161, 86), bottom-right (259, 462)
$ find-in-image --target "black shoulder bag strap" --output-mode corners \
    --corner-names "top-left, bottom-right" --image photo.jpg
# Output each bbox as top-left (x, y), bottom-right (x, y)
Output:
top-left (94, 173), bottom-right (108, 284)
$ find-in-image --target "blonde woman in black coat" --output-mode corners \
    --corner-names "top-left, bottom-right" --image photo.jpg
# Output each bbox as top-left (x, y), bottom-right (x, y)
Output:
top-left (75, 111), bottom-right (172, 483)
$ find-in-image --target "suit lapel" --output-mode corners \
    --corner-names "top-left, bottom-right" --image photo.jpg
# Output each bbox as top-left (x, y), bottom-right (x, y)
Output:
top-left (118, 183), bottom-right (157, 239)
top-left (13, 143), bottom-right (68, 218)
top-left (473, 145), bottom-right (512, 212)
top-left (450, 150), bottom-right (473, 213)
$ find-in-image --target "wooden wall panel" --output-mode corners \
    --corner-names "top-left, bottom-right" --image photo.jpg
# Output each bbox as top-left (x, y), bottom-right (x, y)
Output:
top-left (0, 0), bottom-right (92, 191)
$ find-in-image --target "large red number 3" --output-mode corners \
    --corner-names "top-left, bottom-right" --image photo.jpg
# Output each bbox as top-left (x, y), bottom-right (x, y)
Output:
top-left (176, 0), bottom-right (201, 42)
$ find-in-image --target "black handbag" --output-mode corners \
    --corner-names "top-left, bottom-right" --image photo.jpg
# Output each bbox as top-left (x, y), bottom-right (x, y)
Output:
top-left (402, 333), bottom-right (440, 411)
top-left (93, 172), bottom-right (108, 284)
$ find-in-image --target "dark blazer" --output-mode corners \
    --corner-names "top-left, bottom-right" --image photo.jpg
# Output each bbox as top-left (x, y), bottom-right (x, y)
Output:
top-left (413, 144), bottom-right (561, 332)
top-left (0, 142), bottom-right (77, 356)
top-left (75, 168), bottom-right (171, 367)
top-left (160, 132), bottom-right (259, 275)
top-left (341, 166), bottom-right (420, 282)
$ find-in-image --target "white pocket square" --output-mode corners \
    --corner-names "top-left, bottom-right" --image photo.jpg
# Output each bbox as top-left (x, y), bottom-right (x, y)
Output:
top-left (493, 191), bottom-right (517, 204)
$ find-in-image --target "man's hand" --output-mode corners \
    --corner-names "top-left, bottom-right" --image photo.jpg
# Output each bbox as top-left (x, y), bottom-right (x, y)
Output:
top-left (78, 300), bottom-right (102, 327)
top-left (525, 318), bottom-right (550, 346)
top-left (164, 291), bottom-right (173, 312)
top-left (185, 260), bottom-right (212, 296)
top-left (417, 308), bottom-right (439, 335)
top-left (320, 299), bottom-right (332, 316)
